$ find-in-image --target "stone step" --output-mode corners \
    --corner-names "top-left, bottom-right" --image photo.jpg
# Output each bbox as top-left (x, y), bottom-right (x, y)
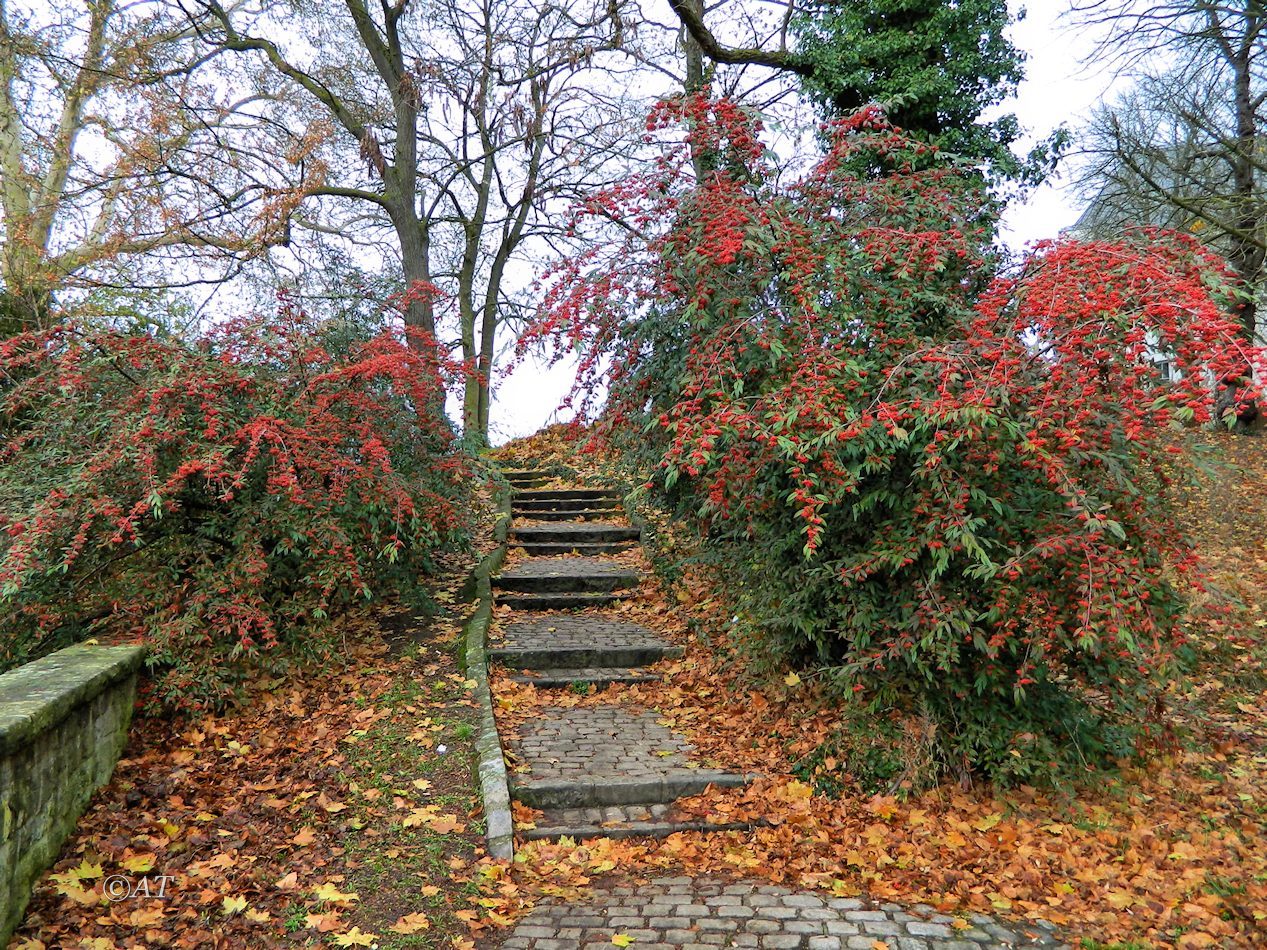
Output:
top-left (494, 573), bottom-right (639, 594)
top-left (512, 524), bottom-right (640, 544)
top-left (520, 804), bottom-right (762, 841)
top-left (495, 590), bottom-right (634, 611)
top-left (508, 667), bottom-right (660, 688)
top-left (513, 507), bottom-right (623, 521)
top-left (507, 706), bottom-right (752, 809)
top-left (491, 617), bottom-right (683, 669)
top-left (512, 540), bottom-right (636, 556)
top-left (515, 497), bottom-right (621, 512)
top-left (515, 488), bottom-right (620, 502)
top-left (506, 478), bottom-right (548, 490)
top-left (493, 557), bottom-right (641, 594)
top-left (512, 767), bottom-right (749, 809)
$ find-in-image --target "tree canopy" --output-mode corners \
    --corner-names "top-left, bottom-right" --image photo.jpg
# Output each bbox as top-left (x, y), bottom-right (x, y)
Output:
top-left (792, 0), bottom-right (1026, 172)
top-left (1071, 0), bottom-right (1267, 344)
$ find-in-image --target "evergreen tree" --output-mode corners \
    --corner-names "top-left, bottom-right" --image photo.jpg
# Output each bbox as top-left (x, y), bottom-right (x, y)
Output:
top-left (792, 0), bottom-right (1027, 175)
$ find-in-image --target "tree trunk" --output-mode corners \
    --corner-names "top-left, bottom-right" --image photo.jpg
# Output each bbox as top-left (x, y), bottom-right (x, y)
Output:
top-left (1230, 40), bottom-right (1263, 343)
top-left (681, 0), bottom-right (711, 181)
top-left (386, 197), bottom-right (436, 347)
top-left (0, 240), bottom-right (54, 334)
top-left (1221, 23), bottom-right (1261, 427)
top-left (475, 263), bottom-right (503, 437)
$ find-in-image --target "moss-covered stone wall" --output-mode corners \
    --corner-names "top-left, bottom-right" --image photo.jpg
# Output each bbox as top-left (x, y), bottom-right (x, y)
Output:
top-left (0, 644), bottom-right (145, 943)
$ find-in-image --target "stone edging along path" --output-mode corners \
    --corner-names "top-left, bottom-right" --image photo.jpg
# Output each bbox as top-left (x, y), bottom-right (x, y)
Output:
top-left (472, 468), bottom-right (1070, 950)
top-left (465, 483), bottom-right (515, 860)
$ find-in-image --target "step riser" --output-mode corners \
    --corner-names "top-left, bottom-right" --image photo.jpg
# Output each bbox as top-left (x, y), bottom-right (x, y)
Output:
top-left (491, 647), bottom-right (682, 669)
top-left (513, 509), bottom-right (622, 521)
top-left (515, 489), bottom-right (620, 502)
top-left (512, 528), bottom-right (639, 543)
top-left (495, 593), bottom-right (631, 611)
top-left (508, 673), bottom-right (656, 688)
top-left (493, 574), bottom-right (639, 594)
top-left (510, 772), bottom-right (749, 809)
top-left (512, 542), bottom-right (635, 556)
top-left (522, 820), bottom-right (760, 842)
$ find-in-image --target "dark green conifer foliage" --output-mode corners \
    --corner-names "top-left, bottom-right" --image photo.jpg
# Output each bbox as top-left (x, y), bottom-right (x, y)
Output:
top-left (793, 0), bottom-right (1027, 175)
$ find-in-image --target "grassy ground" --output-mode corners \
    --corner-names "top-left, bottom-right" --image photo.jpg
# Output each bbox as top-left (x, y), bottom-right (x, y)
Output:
top-left (337, 654), bottom-right (485, 949)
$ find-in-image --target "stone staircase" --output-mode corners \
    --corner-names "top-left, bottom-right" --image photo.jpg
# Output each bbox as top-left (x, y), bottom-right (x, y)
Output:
top-left (492, 469), bottom-right (755, 841)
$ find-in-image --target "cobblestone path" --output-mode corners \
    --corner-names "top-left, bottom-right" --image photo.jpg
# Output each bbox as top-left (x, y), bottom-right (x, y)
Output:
top-left (488, 470), bottom-right (1069, 950)
top-left (499, 879), bottom-right (1067, 950)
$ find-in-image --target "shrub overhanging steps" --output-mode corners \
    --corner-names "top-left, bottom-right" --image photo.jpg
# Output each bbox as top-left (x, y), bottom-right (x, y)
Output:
top-left (491, 469), bottom-right (756, 841)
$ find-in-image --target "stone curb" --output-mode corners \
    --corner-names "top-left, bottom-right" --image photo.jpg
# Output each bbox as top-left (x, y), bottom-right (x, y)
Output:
top-left (493, 571), bottom-right (642, 594)
top-left (509, 491), bottom-right (618, 506)
top-left (510, 507), bottom-right (624, 521)
top-left (463, 483), bottom-right (515, 861)
top-left (512, 541), bottom-right (637, 556)
top-left (508, 669), bottom-right (659, 688)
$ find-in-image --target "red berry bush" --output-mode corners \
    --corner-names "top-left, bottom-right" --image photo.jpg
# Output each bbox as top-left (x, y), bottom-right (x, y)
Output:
top-left (0, 303), bottom-right (470, 711)
top-left (535, 97), bottom-right (1264, 783)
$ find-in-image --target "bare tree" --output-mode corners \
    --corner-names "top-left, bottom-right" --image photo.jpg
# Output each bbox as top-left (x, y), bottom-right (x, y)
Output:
top-left (196, 0), bottom-right (452, 343)
top-left (195, 0), bottom-right (651, 439)
top-left (1071, 0), bottom-right (1267, 343)
top-left (0, 0), bottom-right (306, 332)
top-left (414, 0), bottom-right (640, 436)
top-left (187, 0), bottom-right (817, 438)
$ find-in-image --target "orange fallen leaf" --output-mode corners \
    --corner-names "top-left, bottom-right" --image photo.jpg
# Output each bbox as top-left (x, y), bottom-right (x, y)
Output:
top-left (390, 912), bottom-right (432, 934)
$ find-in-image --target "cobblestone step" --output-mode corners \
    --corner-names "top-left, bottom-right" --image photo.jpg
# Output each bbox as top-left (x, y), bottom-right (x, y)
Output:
top-left (508, 667), bottom-right (660, 688)
top-left (495, 590), bottom-right (635, 611)
top-left (493, 557), bottom-right (641, 594)
top-left (513, 506), bottom-right (624, 521)
top-left (512, 524), bottom-right (640, 544)
top-left (512, 768), bottom-right (749, 809)
top-left (491, 617), bottom-right (683, 669)
top-left (515, 488), bottom-right (621, 502)
top-left (507, 706), bottom-right (751, 809)
top-left (521, 805), bottom-right (761, 841)
top-left (497, 878), bottom-right (1068, 949)
top-left (512, 540), bottom-right (636, 556)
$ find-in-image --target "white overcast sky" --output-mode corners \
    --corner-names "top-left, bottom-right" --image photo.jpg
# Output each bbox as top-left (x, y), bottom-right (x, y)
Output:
top-left (488, 1), bottom-right (1127, 444)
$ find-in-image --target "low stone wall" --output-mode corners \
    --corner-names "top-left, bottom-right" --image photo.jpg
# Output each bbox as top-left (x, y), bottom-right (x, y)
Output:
top-left (0, 643), bottom-right (146, 944)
